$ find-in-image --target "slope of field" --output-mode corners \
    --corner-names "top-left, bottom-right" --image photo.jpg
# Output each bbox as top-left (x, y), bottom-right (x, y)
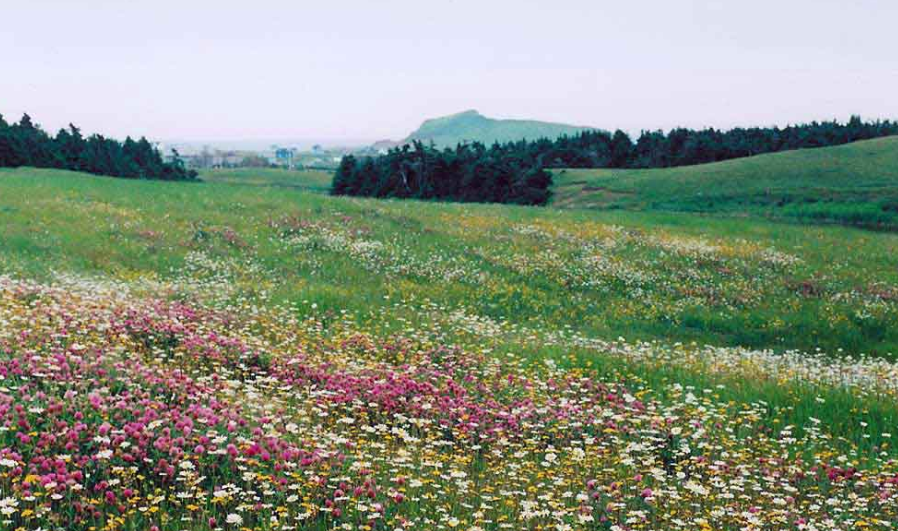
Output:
top-left (199, 167), bottom-right (333, 192)
top-left (2, 167), bottom-right (898, 530)
top-left (552, 136), bottom-right (898, 228)
top-left (3, 166), bottom-right (896, 357)
top-left (404, 109), bottom-right (595, 148)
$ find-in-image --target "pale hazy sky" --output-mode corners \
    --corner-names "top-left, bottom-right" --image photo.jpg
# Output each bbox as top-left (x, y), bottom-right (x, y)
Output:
top-left (2, 0), bottom-right (897, 143)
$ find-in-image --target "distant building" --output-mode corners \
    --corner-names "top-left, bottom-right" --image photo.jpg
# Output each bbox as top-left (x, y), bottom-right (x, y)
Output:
top-left (271, 147), bottom-right (297, 168)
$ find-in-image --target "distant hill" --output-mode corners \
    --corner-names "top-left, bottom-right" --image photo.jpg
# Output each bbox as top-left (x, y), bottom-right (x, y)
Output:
top-left (398, 110), bottom-right (596, 148)
top-left (551, 136), bottom-right (898, 229)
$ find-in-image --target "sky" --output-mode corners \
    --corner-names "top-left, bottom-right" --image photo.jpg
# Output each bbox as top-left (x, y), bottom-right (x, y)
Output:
top-left (2, 0), bottom-right (897, 144)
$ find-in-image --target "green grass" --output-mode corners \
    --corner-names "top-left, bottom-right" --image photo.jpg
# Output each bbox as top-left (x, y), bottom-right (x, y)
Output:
top-left (2, 166), bottom-right (896, 358)
top-left (1, 166), bottom-right (898, 482)
top-left (199, 167), bottom-right (333, 192)
top-left (197, 138), bottom-right (898, 233)
top-left (552, 136), bottom-right (898, 229)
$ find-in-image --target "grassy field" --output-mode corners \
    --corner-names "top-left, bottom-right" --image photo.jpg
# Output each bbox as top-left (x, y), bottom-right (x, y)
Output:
top-left (3, 167), bottom-right (897, 356)
top-left (1, 167), bottom-right (898, 530)
top-left (552, 136), bottom-right (898, 228)
top-left (199, 167), bottom-right (333, 193)
top-left (196, 138), bottom-right (898, 231)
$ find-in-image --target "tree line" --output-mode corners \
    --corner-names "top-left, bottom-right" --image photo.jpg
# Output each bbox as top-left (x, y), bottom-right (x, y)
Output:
top-left (0, 113), bottom-right (197, 181)
top-left (333, 116), bottom-right (898, 205)
top-left (332, 141), bottom-right (553, 205)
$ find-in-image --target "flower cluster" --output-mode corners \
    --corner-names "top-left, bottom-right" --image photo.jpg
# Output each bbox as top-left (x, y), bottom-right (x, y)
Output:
top-left (0, 277), bottom-right (896, 530)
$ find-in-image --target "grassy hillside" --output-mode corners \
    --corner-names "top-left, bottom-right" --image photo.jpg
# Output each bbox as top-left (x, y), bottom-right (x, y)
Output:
top-left (405, 109), bottom-right (595, 148)
top-left (2, 167), bottom-right (898, 530)
top-left (3, 166), bottom-right (897, 357)
top-left (199, 167), bottom-right (333, 192)
top-left (553, 136), bottom-right (898, 228)
top-left (194, 138), bottom-right (898, 231)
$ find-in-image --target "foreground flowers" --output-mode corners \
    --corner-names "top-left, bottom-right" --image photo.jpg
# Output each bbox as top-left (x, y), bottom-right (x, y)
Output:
top-left (0, 277), bottom-right (896, 531)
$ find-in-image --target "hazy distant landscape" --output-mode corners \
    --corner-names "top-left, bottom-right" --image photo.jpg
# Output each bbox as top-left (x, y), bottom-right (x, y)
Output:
top-left (155, 109), bottom-right (599, 170)
top-left (400, 109), bottom-right (596, 148)
top-left (2, 2), bottom-right (898, 530)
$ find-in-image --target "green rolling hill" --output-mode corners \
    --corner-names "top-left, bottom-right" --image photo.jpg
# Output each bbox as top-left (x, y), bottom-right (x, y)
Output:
top-left (402, 109), bottom-right (595, 148)
top-left (551, 136), bottom-right (898, 229)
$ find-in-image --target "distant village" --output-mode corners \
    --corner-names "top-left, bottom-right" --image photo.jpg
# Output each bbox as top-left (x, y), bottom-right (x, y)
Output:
top-left (157, 142), bottom-right (384, 170)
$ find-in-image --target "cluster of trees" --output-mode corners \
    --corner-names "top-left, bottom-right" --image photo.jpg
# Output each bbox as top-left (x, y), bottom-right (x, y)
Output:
top-left (332, 141), bottom-right (553, 205)
top-left (334, 116), bottom-right (898, 205)
top-left (523, 115), bottom-right (898, 169)
top-left (0, 113), bottom-right (197, 181)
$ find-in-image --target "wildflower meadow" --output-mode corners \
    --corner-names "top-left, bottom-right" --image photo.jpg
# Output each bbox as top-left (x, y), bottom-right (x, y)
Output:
top-left (0, 169), bottom-right (897, 530)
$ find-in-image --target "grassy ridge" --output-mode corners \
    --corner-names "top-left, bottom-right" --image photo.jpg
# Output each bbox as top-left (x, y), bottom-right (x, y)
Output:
top-left (552, 136), bottom-right (898, 228)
